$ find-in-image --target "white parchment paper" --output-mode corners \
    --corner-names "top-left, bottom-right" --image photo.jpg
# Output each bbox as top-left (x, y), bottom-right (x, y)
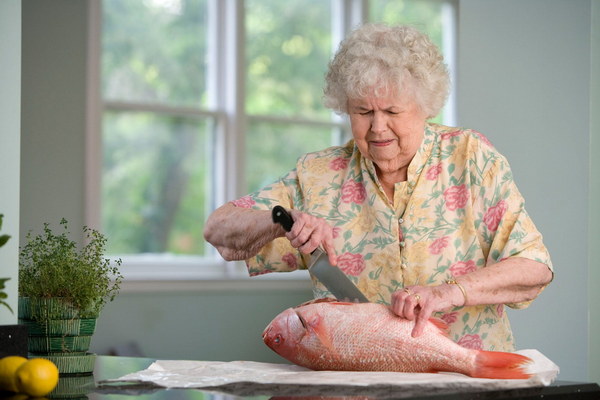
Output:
top-left (101, 349), bottom-right (558, 395)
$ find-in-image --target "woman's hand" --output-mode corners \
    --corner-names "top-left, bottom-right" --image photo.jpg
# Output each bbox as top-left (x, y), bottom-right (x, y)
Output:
top-left (391, 258), bottom-right (552, 338)
top-left (204, 203), bottom-right (283, 261)
top-left (391, 283), bottom-right (465, 337)
top-left (285, 209), bottom-right (337, 266)
top-left (204, 204), bottom-right (338, 266)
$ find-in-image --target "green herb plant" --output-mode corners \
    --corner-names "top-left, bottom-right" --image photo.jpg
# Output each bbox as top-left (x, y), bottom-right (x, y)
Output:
top-left (0, 214), bottom-right (13, 313)
top-left (19, 218), bottom-right (123, 320)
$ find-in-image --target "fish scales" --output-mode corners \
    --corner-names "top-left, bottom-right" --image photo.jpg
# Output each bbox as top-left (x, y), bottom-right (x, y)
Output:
top-left (262, 300), bottom-right (532, 379)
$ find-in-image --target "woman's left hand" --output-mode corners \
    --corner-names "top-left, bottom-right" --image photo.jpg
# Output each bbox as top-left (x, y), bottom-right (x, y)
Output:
top-left (391, 258), bottom-right (552, 338)
top-left (391, 284), bottom-right (464, 337)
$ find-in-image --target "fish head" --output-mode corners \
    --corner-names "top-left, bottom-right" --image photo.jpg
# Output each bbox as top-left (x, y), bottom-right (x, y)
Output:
top-left (262, 307), bottom-right (309, 362)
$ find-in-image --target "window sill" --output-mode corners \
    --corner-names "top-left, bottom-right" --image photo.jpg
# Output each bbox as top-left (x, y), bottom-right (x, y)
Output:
top-left (115, 254), bottom-right (312, 293)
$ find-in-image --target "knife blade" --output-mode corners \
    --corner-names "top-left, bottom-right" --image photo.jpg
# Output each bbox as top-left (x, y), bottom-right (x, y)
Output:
top-left (271, 206), bottom-right (369, 303)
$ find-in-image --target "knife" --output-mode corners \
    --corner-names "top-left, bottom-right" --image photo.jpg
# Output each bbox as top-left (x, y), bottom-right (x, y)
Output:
top-left (271, 206), bottom-right (370, 303)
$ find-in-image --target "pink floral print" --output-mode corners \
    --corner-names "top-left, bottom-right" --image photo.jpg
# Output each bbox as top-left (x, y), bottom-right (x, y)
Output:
top-left (484, 200), bottom-right (507, 232)
top-left (441, 130), bottom-right (463, 140)
top-left (444, 184), bottom-right (469, 211)
top-left (282, 253), bottom-right (298, 270)
top-left (230, 195), bottom-right (255, 208)
top-left (450, 260), bottom-right (476, 276)
top-left (341, 180), bottom-right (367, 204)
top-left (426, 163), bottom-right (443, 180)
top-left (441, 312), bottom-right (458, 325)
top-left (330, 157), bottom-right (349, 171)
top-left (457, 334), bottom-right (484, 350)
top-left (429, 236), bottom-right (449, 255)
top-left (496, 304), bottom-right (504, 317)
top-left (337, 252), bottom-right (366, 276)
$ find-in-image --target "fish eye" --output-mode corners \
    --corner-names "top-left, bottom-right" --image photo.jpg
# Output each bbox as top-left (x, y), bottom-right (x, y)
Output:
top-left (274, 334), bottom-right (283, 345)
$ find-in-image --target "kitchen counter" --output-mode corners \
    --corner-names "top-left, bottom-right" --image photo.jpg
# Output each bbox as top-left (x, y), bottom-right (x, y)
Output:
top-left (41, 355), bottom-right (600, 400)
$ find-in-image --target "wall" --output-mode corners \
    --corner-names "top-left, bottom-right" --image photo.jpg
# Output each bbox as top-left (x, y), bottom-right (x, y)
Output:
top-left (0, 0), bottom-right (21, 325)
top-left (16, 0), bottom-right (598, 382)
top-left (20, 0), bottom-right (88, 241)
top-left (91, 287), bottom-right (312, 362)
top-left (457, 0), bottom-right (591, 380)
top-left (589, 0), bottom-right (600, 385)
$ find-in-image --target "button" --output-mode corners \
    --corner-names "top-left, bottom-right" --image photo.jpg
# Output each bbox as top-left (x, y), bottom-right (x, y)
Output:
top-left (398, 218), bottom-right (404, 224)
top-left (401, 263), bottom-right (407, 270)
top-left (399, 241), bottom-right (405, 247)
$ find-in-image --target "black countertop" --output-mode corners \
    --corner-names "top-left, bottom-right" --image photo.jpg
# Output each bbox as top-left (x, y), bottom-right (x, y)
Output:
top-left (15, 355), bottom-right (600, 400)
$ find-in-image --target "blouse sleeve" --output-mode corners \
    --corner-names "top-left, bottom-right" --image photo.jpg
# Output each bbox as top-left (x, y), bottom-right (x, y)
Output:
top-left (229, 168), bottom-right (311, 276)
top-left (473, 153), bottom-right (553, 309)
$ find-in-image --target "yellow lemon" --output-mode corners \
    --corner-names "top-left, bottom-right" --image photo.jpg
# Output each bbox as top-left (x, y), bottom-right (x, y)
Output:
top-left (15, 358), bottom-right (59, 397)
top-left (0, 356), bottom-right (28, 392)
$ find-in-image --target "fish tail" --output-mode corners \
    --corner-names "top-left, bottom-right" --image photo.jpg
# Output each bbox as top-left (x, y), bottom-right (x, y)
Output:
top-left (471, 350), bottom-right (533, 379)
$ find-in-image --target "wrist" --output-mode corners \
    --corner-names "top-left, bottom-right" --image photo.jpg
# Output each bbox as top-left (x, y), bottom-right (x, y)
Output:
top-left (446, 278), bottom-right (468, 307)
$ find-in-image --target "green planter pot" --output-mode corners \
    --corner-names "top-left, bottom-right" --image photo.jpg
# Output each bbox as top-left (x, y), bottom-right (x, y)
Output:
top-left (18, 297), bottom-right (99, 375)
top-left (20, 317), bottom-right (97, 336)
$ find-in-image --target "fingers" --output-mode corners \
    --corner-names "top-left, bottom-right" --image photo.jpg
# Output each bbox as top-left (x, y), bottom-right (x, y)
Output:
top-left (322, 235), bottom-right (337, 266)
top-left (412, 303), bottom-right (433, 337)
top-left (391, 286), bottom-right (435, 338)
top-left (285, 210), bottom-right (337, 262)
top-left (391, 287), bottom-right (420, 320)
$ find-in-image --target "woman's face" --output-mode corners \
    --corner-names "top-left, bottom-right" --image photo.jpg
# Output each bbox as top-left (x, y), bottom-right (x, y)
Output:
top-left (348, 93), bottom-right (427, 179)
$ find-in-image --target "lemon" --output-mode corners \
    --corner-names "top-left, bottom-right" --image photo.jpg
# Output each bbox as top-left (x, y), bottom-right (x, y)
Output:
top-left (15, 358), bottom-right (59, 397)
top-left (0, 356), bottom-right (28, 392)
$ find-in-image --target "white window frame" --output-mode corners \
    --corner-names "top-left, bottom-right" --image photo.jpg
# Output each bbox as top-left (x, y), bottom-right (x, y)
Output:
top-left (86, 0), bottom-right (457, 291)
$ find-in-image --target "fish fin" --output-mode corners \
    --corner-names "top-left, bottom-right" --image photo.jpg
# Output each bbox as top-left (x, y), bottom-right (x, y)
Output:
top-left (470, 351), bottom-right (533, 379)
top-left (304, 313), bottom-right (336, 353)
top-left (294, 297), bottom-right (337, 308)
top-left (428, 318), bottom-right (450, 335)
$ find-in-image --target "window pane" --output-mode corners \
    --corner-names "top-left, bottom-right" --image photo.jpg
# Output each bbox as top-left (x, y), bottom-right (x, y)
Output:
top-left (369, 0), bottom-right (449, 123)
top-left (246, 120), bottom-right (339, 193)
top-left (102, 112), bottom-right (213, 255)
top-left (245, 0), bottom-right (332, 120)
top-left (102, 0), bottom-right (208, 107)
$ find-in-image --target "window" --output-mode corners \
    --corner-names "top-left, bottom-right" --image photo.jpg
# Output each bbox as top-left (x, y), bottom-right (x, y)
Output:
top-left (89, 0), bottom-right (456, 282)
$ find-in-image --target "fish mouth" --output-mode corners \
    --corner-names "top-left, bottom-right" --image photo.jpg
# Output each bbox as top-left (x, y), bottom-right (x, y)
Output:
top-left (262, 324), bottom-right (271, 341)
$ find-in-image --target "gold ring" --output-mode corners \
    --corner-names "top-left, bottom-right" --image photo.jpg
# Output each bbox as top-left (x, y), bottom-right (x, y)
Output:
top-left (413, 294), bottom-right (421, 303)
top-left (403, 288), bottom-right (412, 295)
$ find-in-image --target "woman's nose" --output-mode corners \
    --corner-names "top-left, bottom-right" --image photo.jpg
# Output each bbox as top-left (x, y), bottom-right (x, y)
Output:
top-left (371, 112), bottom-right (388, 134)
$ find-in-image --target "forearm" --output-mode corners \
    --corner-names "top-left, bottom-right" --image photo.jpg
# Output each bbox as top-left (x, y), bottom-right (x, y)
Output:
top-left (448, 257), bottom-right (553, 307)
top-left (203, 203), bottom-right (285, 261)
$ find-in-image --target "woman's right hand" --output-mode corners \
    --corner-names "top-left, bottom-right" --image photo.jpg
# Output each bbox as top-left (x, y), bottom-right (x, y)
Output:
top-left (204, 204), bottom-right (337, 265)
top-left (204, 203), bottom-right (281, 261)
top-left (283, 209), bottom-right (338, 266)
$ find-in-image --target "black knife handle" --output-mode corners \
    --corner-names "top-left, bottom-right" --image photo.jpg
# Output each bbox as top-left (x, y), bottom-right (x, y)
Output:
top-left (272, 206), bottom-right (294, 232)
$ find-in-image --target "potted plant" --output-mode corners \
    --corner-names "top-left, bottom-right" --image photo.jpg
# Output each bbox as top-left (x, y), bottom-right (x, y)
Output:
top-left (1, 213), bottom-right (29, 358)
top-left (18, 218), bottom-right (122, 375)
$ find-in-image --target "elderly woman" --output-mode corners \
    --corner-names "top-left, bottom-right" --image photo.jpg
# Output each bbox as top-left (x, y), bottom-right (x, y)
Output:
top-left (204, 23), bottom-right (553, 352)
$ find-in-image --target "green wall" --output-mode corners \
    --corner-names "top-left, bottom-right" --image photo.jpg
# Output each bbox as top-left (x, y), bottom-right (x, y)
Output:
top-left (590, 0), bottom-right (600, 385)
top-left (0, 0), bottom-right (21, 325)
top-left (458, 0), bottom-right (591, 380)
top-left (20, 0), bottom-right (88, 241)
top-left (91, 288), bottom-right (313, 362)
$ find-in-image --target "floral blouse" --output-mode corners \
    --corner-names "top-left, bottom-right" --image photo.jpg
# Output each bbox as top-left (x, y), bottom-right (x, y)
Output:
top-left (231, 123), bottom-right (553, 352)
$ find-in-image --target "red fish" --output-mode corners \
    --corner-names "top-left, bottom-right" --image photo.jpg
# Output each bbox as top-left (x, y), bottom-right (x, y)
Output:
top-left (262, 300), bottom-right (532, 379)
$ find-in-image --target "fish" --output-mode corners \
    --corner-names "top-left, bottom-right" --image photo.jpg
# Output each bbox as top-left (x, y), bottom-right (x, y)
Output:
top-left (262, 300), bottom-right (532, 379)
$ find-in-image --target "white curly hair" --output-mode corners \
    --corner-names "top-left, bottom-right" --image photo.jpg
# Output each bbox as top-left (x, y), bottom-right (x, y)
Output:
top-left (323, 23), bottom-right (449, 119)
